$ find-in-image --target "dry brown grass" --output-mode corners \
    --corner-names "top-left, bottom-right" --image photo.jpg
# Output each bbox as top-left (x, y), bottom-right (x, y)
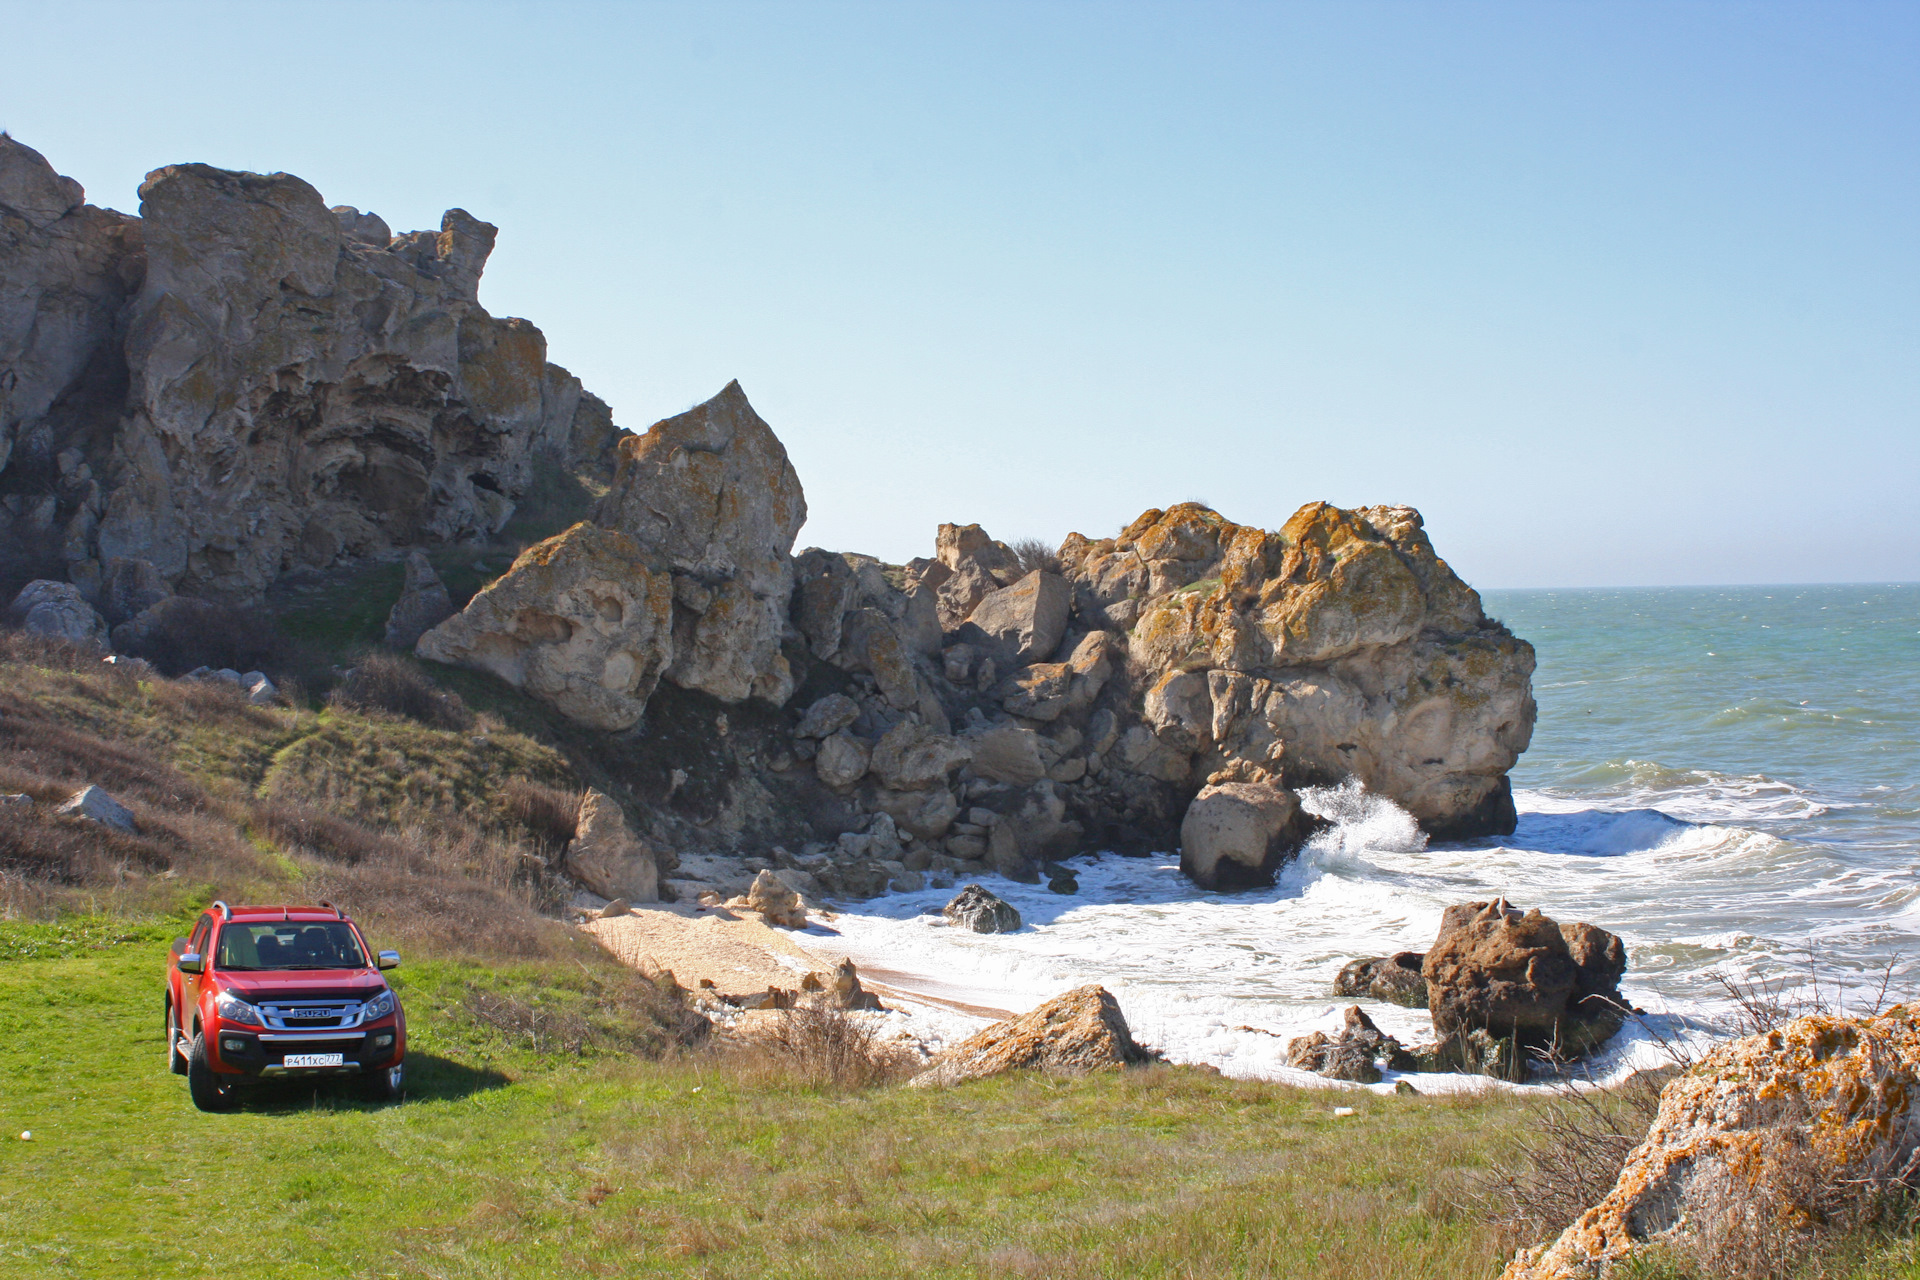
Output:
top-left (717, 1003), bottom-right (920, 1091)
top-left (460, 968), bottom-right (709, 1057)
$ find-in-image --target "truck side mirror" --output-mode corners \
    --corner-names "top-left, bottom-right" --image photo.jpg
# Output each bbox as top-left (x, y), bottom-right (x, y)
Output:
top-left (178, 953), bottom-right (205, 975)
top-left (376, 950), bottom-right (401, 970)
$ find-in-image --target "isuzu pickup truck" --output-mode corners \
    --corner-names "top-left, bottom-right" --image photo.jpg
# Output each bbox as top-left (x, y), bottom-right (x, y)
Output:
top-left (165, 901), bottom-right (406, 1111)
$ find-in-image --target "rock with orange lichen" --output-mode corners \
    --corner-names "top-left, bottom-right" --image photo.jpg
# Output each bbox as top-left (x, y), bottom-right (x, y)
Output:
top-left (416, 522), bottom-right (673, 730)
top-left (907, 984), bottom-right (1156, 1088)
top-left (1502, 1007), bottom-right (1920, 1279)
top-left (1059, 500), bottom-right (1535, 843)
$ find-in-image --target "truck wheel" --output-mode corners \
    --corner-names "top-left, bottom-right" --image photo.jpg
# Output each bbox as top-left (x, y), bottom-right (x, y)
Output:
top-left (187, 1033), bottom-right (240, 1112)
top-left (360, 1061), bottom-right (403, 1104)
top-left (166, 1002), bottom-right (187, 1075)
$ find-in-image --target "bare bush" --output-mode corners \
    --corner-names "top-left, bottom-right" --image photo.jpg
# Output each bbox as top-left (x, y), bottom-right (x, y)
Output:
top-left (727, 1002), bottom-right (917, 1090)
top-left (1709, 949), bottom-right (1898, 1038)
top-left (252, 801), bottom-right (411, 866)
top-left (1008, 536), bottom-right (1063, 577)
top-left (329, 653), bottom-right (473, 730)
top-left (111, 596), bottom-right (312, 679)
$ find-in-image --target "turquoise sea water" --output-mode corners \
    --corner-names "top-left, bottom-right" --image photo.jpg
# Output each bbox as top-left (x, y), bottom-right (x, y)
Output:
top-left (1485, 582), bottom-right (1920, 1003)
top-left (812, 583), bottom-right (1920, 1082)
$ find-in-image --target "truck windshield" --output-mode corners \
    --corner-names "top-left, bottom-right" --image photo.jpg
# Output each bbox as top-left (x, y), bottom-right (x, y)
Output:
top-left (215, 922), bottom-right (367, 971)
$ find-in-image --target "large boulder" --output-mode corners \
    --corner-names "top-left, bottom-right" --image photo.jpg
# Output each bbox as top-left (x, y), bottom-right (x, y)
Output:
top-left (1505, 1007), bottom-right (1920, 1280)
top-left (7, 580), bottom-right (108, 647)
top-left (953, 570), bottom-right (1070, 668)
top-left (382, 550), bottom-right (454, 650)
top-left (55, 784), bottom-right (136, 832)
top-left (1422, 900), bottom-right (1628, 1061)
top-left (942, 883), bottom-right (1022, 934)
top-left (908, 985), bottom-right (1154, 1088)
top-left (592, 380), bottom-right (805, 704)
top-left (1178, 780), bottom-right (1310, 890)
top-left (562, 788), bottom-right (659, 903)
top-left (813, 731), bottom-right (870, 789)
top-left (869, 721), bottom-right (970, 791)
top-left (415, 523), bottom-right (673, 731)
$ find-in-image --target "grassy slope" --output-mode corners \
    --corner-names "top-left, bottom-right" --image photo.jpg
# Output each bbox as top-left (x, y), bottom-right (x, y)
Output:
top-left (0, 922), bottom-right (1547, 1280)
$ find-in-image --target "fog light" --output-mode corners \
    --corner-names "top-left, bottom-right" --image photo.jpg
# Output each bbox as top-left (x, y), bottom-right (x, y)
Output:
top-left (222, 1038), bottom-right (246, 1053)
top-left (371, 1033), bottom-right (394, 1049)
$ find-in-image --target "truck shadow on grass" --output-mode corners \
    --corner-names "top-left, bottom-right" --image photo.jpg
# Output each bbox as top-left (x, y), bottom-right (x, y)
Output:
top-left (225, 1053), bottom-right (509, 1114)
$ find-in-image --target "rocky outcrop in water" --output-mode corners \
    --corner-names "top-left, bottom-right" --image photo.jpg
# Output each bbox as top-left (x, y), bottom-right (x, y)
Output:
top-left (1, 135), bottom-right (617, 604)
top-left (1423, 898), bottom-right (1628, 1062)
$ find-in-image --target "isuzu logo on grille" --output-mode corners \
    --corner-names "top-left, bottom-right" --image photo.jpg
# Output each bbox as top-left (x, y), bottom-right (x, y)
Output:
top-left (292, 1008), bottom-right (333, 1017)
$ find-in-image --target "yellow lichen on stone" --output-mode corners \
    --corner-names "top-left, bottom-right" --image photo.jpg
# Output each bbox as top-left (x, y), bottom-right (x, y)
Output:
top-left (1503, 1006), bottom-right (1920, 1279)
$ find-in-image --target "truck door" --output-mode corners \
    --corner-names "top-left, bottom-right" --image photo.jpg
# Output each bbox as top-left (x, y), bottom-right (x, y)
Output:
top-left (182, 913), bottom-right (213, 1035)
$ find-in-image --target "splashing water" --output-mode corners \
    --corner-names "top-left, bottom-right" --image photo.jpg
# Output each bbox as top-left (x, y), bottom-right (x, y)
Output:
top-left (1299, 779), bottom-right (1428, 859)
top-left (796, 585), bottom-right (1920, 1091)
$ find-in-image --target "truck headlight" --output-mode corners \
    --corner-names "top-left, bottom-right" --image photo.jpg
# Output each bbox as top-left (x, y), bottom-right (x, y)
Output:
top-left (362, 989), bottom-right (396, 1021)
top-left (215, 991), bottom-right (263, 1026)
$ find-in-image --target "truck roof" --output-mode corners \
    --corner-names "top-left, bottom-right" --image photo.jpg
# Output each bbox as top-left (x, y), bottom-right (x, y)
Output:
top-left (217, 905), bottom-right (355, 923)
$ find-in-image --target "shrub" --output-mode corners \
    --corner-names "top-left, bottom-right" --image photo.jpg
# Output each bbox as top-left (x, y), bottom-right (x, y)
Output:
top-left (113, 597), bottom-right (310, 679)
top-left (499, 778), bottom-right (581, 857)
top-left (329, 653), bottom-right (473, 730)
top-left (1008, 536), bottom-right (1062, 576)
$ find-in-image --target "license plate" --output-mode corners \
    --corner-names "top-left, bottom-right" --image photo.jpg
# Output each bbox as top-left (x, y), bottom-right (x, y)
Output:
top-left (283, 1052), bottom-right (344, 1068)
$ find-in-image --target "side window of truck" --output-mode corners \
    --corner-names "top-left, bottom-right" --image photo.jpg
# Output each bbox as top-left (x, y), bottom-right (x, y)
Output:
top-left (189, 914), bottom-right (213, 956)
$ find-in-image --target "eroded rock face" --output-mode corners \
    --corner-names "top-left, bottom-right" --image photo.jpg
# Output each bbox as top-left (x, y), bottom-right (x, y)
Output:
top-left (908, 984), bottom-right (1153, 1087)
top-left (593, 381), bottom-right (804, 704)
top-left (1333, 952), bottom-right (1428, 1008)
top-left (0, 138), bottom-right (615, 603)
top-left (1061, 501), bottom-right (1534, 842)
top-left (1504, 1008), bottom-right (1920, 1280)
top-left (415, 523), bottom-right (673, 731)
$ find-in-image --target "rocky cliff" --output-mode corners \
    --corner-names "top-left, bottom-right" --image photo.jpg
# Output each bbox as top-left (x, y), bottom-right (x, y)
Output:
top-left (3, 136), bottom-right (1534, 897)
top-left (0, 134), bottom-right (616, 606)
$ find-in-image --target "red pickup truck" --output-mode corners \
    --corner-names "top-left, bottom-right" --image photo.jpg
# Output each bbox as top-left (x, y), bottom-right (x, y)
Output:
top-left (165, 901), bottom-right (407, 1111)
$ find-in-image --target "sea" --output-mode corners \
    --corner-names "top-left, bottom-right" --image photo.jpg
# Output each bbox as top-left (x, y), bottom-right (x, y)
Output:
top-left (797, 584), bottom-right (1920, 1089)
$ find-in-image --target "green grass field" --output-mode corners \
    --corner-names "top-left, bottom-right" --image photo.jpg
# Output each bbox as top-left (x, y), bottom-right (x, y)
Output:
top-left (0, 919), bottom-right (1560, 1280)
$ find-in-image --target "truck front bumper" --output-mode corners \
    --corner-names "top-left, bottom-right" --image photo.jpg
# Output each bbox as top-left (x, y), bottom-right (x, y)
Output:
top-left (210, 1025), bottom-right (401, 1077)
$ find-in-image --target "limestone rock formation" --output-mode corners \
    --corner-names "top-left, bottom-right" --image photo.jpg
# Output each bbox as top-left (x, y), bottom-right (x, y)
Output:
top-left (1060, 501), bottom-right (1534, 843)
top-left (1, 136), bottom-right (616, 602)
top-left (383, 550), bottom-right (453, 649)
top-left (416, 524), bottom-right (673, 731)
top-left (563, 788), bottom-right (660, 903)
top-left (734, 869), bottom-right (807, 928)
top-left (592, 380), bottom-right (804, 704)
top-left (1504, 1007), bottom-right (1920, 1279)
top-left (1423, 899), bottom-right (1628, 1064)
top-left (908, 984), bottom-right (1154, 1087)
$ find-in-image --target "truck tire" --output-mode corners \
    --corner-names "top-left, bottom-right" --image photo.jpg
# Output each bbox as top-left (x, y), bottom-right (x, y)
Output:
top-left (359, 1061), bottom-right (404, 1104)
top-left (166, 1001), bottom-right (188, 1075)
top-left (187, 1032), bottom-right (240, 1112)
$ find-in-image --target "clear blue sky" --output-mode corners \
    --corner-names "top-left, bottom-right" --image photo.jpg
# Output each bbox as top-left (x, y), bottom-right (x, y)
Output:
top-left (6, 2), bottom-right (1915, 587)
